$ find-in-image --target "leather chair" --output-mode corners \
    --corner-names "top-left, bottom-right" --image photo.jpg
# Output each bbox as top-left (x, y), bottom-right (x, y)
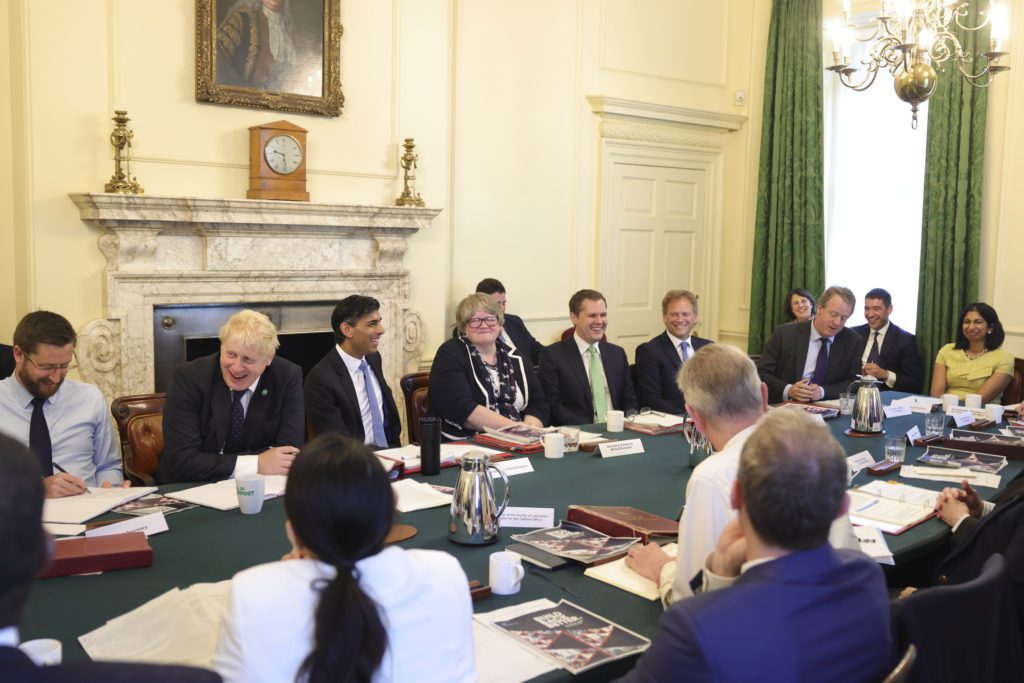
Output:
top-left (890, 554), bottom-right (1023, 683)
top-left (110, 393), bottom-right (166, 486)
top-left (1001, 357), bottom-right (1024, 406)
top-left (881, 644), bottom-right (916, 683)
top-left (400, 372), bottom-right (430, 444)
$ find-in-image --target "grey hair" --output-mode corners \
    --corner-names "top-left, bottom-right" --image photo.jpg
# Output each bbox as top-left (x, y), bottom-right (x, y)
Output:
top-left (454, 293), bottom-right (504, 335)
top-left (678, 344), bottom-right (762, 421)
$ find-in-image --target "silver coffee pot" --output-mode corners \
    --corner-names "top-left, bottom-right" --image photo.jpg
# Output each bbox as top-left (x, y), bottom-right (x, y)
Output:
top-left (848, 375), bottom-right (884, 434)
top-left (448, 450), bottom-right (510, 545)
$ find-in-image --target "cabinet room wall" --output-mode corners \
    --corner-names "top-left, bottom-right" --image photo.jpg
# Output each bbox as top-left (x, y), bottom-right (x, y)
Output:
top-left (2, 0), bottom-right (1018, 369)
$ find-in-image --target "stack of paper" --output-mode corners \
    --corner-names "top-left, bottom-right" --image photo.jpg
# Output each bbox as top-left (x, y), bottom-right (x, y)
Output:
top-left (42, 486), bottom-right (159, 524)
top-left (853, 525), bottom-right (894, 565)
top-left (584, 543), bottom-right (677, 600)
top-left (79, 581), bottom-right (230, 668)
top-left (391, 479), bottom-right (452, 512)
top-left (165, 476), bottom-right (287, 511)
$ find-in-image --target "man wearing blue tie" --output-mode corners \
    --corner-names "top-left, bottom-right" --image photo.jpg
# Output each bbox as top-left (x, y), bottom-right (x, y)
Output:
top-left (634, 290), bottom-right (713, 414)
top-left (304, 296), bottom-right (401, 448)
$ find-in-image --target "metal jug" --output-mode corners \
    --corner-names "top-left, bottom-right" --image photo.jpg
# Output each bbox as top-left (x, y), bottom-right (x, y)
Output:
top-left (848, 375), bottom-right (884, 433)
top-left (448, 450), bottom-right (510, 545)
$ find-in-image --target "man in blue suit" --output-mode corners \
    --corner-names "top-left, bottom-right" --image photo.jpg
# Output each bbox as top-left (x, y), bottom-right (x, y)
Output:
top-left (618, 408), bottom-right (891, 683)
top-left (851, 288), bottom-right (925, 394)
top-left (634, 290), bottom-right (712, 414)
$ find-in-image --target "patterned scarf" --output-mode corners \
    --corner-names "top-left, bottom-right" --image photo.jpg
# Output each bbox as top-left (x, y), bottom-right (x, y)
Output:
top-left (462, 336), bottom-right (521, 420)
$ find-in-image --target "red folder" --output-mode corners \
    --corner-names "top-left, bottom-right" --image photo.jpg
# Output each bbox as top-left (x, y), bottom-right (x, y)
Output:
top-left (38, 531), bottom-right (153, 578)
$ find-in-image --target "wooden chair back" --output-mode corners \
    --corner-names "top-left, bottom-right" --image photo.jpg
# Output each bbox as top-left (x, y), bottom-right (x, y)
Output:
top-left (110, 393), bottom-right (166, 485)
top-left (1001, 357), bottom-right (1024, 406)
top-left (399, 372), bottom-right (430, 444)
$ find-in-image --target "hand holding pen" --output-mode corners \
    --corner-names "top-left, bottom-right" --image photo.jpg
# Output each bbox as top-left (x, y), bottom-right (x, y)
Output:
top-left (45, 463), bottom-right (90, 498)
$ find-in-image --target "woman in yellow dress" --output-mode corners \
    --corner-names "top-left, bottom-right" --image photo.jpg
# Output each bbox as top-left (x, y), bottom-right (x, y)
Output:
top-left (930, 303), bottom-right (1014, 404)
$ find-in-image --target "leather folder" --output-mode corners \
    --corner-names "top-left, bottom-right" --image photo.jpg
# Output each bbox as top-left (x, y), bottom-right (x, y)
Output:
top-left (38, 531), bottom-right (153, 578)
top-left (566, 505), bottom-right (677, 543)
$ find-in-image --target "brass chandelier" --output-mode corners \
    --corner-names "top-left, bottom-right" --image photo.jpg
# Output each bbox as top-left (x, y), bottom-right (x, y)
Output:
top-left (826, 1), bottom-right (1011, 127)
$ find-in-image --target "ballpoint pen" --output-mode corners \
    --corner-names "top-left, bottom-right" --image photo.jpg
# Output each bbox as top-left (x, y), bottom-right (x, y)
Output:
top-left (52, 463), bottom-right (91, 494)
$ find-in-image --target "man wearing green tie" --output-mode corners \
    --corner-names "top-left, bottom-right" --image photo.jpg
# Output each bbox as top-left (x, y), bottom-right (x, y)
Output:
top-left (538, 289), bottom-right (638, 426)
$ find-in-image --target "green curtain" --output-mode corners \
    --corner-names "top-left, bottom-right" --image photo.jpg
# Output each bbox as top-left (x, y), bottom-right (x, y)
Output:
top-left (747, 0), bottom-right (825, 354)
top-left (915, 1), bottom-right (989, 389)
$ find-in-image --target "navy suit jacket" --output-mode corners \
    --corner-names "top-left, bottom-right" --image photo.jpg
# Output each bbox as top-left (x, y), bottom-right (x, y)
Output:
top-left (538, 336), bottom-right (638, 426)
top-left (617, 546), bottom-right (891, 683)
top-left (851, 322), bottom-right (925, 394)
top-left (157, 353), bottom-right (305, 483)
top-left (634, 332), bottom-right (712, 414)
top-left (0, 646), bottom-right (221, 682)
top-left (756, 321), bottom-right (862, 403)
top-left (0, 343), bottom-right (14, 380)
top-left (303, 349), bottom-right (401, 446)
top-left (428, 337), bottom-right (548, 439)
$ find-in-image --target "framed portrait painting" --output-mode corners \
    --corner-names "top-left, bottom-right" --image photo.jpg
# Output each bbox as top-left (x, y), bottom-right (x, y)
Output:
top-left (196, 0), bottom-right (344, 116)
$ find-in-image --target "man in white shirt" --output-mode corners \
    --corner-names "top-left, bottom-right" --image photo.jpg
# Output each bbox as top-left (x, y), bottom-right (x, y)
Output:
top-left (0, 311), bottom-right (125, 498)
top-left (625, 343), bottom-right (859, 606)
top-left (851, 287), bottom-right (925, 394)
top-left (304, 295), bottom-right (401, 447)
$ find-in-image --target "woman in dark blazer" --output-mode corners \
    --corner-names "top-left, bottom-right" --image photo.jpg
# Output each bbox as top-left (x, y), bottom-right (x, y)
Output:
top-left (429, 293), bottom-right (548, 439)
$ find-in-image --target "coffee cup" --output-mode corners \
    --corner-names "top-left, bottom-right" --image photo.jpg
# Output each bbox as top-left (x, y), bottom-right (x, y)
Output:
top-left (606, 410), bottom-right (625, 432)
top-left (941, 393), bottom-right (959, 412)
top-left (236, 474), bottom-right (265, 515)
top-left (19, 639), bottom-right (62, 666)
top-left (986, 403), bottom-right (1005, 424)
top-left (543, 432), bottom-right (564, 459)
top-left (489, 550), bottom-right (525, 595)
top-left (965, 393), bottom-right (983, 409)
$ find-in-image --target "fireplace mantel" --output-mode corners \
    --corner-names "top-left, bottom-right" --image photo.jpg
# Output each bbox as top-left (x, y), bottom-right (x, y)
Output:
top-left (69, 193), bottom-right (440, 435)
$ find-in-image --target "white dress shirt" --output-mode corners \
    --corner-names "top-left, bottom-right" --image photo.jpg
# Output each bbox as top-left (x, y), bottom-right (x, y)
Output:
top-left (336, 346), bottom-right (386, 446)
top-left (213, 546), bottom-right (476, 683)
top-left (0, 376), bottom-right (122, 486)
top-left (783, 326), bottom-right (831, 401)
top-left (860, 322), bottom-right (897, 388)
top-left (573, 333), bottom-right (613, 417)
top-left (666, 331), bottom-right (693, 363)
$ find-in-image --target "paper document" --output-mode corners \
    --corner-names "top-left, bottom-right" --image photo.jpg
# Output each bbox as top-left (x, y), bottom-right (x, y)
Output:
top-left (79, 581), bottom-right (230, 668)
top-left (43, 523), bottom-right (86, 537)
top-left (42, 486), bottom-right (159, 524)
top-left (849, 481), bottom-right (937, 534)
top-left (584, 543), bottom-right (677, 601)
top-left (391, 478), bottom-right (452, 512)
top-left (577, 431), bottom-right (606, 444)
top-left (375, 443), bottom-right (505, 472)
top-left (165, 476), bottom-right (287, 511)
top-left (628, 412), bottom-right (685, 428)
top-left (474, 600), bottom-right (560, 682)
top-left (854, 525), bottom-right (894, 565)
top-left (900, 465), bottom-right (1001, 489)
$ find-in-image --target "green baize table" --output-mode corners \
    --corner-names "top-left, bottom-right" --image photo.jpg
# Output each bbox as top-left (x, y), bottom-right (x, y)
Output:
top-left (23, 397), bottom-right (1024, 682)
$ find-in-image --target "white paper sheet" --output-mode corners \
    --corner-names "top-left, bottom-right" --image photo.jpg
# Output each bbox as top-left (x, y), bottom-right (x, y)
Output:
top-left (854, 525), bottom-right (894, 565)
top-left (42, 486), bottom-right (159, 524)
top-left (43, 523), bottom-right (86, 536)
top-left (899, 465), bottom-right (1001, 489)
top-left (85, 512), bottom-right (169, 538)
top-left (165, 476), bottom-right (287, 511)
top-left (391, 478), bottom-right (452, 512)
top-left (473, 619), bottom-right (557, 683)
top-left (584, 543), bottom-right (678, 600)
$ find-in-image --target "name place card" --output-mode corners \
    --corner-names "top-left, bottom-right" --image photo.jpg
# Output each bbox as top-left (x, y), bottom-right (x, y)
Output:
top-left (883, 404), bottom-right (912, 418)
top-left (598, 439), bottom-right (645, 458)
top-left (493, 458), bottom-right (535, 477)
top-left (906, 426), bottom-right (922, 443)
top-left (500, 507), bottom-right (555, 529)
top-left (85, 511), bottom-right (168, 538)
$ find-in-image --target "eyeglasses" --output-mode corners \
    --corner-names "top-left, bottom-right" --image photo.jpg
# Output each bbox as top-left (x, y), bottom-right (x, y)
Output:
top-left (467, 316), bottom-right (499, 329)
top-left (24, 356), bottom-right (77, 373)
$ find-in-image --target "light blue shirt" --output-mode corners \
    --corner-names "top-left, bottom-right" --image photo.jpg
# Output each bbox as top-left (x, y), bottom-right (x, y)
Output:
top-left (0, 375), bottom-right (123, 485)
top-left (783, 326), bottom-right (832, 401)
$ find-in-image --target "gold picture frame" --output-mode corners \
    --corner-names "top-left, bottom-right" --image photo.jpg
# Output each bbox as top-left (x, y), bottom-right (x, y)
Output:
top-left (196, 0), bottom-right (344, 117)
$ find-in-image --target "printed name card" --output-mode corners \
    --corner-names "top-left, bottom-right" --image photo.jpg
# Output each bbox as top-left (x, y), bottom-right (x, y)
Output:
top-left (500, 507), bottom-right (555, 529)
top-left (883, 404), bottom-right (912, 419)
top-left (598, 439), bottom-right (645, 458)
top-left (951, 410), bottom-right (974, 428)
top-left (846, 451), bottom-right (876, 479)
top-left (494, 458), bottom-right (535, 477)
top-left (906, 426), bottom-right (922, 443)
top-left (85, 511), bottom-right (168, 538)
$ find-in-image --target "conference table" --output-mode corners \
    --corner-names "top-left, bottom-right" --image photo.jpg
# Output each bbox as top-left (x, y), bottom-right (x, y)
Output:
top-left (22, 397), bottom-right (1024, 681)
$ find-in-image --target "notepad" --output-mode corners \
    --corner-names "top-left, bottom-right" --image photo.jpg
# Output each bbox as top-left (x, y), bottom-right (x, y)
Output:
top-left (391, 478), bottom-right (452, 512)
top-left (165, 476), bottom-right (287, 511)
top-left (848, 481), bottom-right (937, 534)
top-left (584, 543), bottom-right (678, 600)
top-left (42, 486), bottom-right (159, 524)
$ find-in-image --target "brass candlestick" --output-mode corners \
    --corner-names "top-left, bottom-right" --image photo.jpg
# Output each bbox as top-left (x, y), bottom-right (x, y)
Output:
top-left (104, 110), bottom-right (144, 195)
top-left (395, 138), bottom-right (424, 207)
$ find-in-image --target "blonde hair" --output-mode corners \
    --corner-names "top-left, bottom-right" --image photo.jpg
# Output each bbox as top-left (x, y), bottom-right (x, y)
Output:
top-left (455, 293), bottom-right (504, 335)
top-left (678, 344), bottom-right (762, 420)
top-left (218, 310), bottom-right (280, 360)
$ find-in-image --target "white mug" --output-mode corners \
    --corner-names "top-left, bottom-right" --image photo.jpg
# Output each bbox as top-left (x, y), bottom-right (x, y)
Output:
top-left (236, 474), bottom-right (265, 515)
top-left (20, 639), bottom-right (62, 666)
top-left (941, 393), bottom-right (959, 412)
top-left (965, 393), bottom-right (983, 409)
top-left (986, 403), bottom-right (1005, 424)
top-left (543, 432), bottom-right (564, 459)
top-left (489, 550), bottom-right (525, 595)
top-left (606, 409), bottom-right (625, 432)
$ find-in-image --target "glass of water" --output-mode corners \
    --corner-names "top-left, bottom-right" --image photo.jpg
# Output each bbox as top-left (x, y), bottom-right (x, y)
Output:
top-left (924, 411), bottom-right (945, 437)
top-left (560, 426), bottom-right (580, 453)
top-left (839, 393), bottom-right (854, 416)
top-left (884, 435), bottom-right (907, 464)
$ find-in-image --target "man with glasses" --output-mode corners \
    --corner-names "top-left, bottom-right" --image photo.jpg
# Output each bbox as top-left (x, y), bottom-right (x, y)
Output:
top-left (0, 311), bottom-right (125, 497)
top-left (756, 286), bottom-right (862, 403)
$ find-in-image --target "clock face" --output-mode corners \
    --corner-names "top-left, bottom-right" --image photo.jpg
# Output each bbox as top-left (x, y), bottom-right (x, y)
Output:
top-left (264, 134), bottom-right (303, 175)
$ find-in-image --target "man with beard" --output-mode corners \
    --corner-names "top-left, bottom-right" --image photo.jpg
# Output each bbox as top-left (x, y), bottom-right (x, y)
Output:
top-left (0, 311), bottom-right (125, 497)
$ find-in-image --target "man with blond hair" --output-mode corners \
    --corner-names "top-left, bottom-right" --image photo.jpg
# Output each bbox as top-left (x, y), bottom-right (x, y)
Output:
top-left (158, 310), bottom-right (304, 483)
top-left (625, 343), bottom-right (858, 606)
top-left (634, 290), bottom-right (712, 414)
top-left (756, 286), bottom-right (862, 403)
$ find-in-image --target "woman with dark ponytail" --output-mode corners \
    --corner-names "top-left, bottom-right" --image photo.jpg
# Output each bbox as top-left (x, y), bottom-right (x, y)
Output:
top-left (213, 434), bottom-right (476, 683)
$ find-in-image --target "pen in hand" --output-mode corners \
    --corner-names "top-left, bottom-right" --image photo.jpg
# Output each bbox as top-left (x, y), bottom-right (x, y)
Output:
top-left (52, 463), bottom-right (91, 494)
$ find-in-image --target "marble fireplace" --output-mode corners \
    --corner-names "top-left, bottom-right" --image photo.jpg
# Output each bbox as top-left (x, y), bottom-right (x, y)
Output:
top-left (69, 193), bottom-right (440, 438)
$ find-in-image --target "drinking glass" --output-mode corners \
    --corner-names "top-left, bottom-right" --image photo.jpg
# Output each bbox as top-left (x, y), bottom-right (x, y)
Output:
top-left (924, 412), bottom-right (945, 437)
top-left (839, 393), bottom-right (854, 416)
top-left (884, 436), bottom-right (907, 464)
top-left (560, 426), bottom-right (580, 453)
